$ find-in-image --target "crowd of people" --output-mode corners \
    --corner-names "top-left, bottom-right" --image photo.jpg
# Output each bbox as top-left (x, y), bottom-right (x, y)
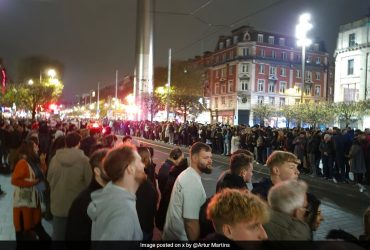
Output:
top-left (0, 117), bottom-right (369, 248)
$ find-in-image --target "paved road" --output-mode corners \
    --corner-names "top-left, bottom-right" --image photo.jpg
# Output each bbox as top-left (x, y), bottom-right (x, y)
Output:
top-left (135, 137), bottom-right (369, 240)
top-left (0, 137), bottom-right (368, 241)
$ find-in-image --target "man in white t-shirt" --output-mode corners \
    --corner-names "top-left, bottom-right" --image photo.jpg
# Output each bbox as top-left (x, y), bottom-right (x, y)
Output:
top-left (162, 142), bottom-right (213, 240)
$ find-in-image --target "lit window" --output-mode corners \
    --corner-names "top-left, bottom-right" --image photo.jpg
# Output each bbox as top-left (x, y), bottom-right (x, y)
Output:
top-left (241, 80), bottom-right (248, 91)
top-left (258, 79), bottom-right (265, 92)
top-left (221, 96), bottom-right (226, 105)
top-left (259, 64), bottom-right (265, 74)
top-left (348, 59), bottom-right (354, 75)
top-left (268, 82), bottom-right (275, 93)
top-left (228, 80), bottom-right (233, 92)
top-left (316, 72), bottom-right (320, 80)
top-left (258, 96), bottom-right (264, 104)
top-left (269, 66), bottom-right (277, 76)
top-left (215, 97), bottom-right (218, 108)
top-left (281, 68), bottom-right (286, 77)
top-left (258, 34), bottom-right (264, 43)
top-left (316, 57), bottom-right (321, 64)
top-left (279, 38), bottom-right (285, 46)
top-left (279, 81), bottom-right (286, 93)
top-left (268, 36), bottom-right (275, 44)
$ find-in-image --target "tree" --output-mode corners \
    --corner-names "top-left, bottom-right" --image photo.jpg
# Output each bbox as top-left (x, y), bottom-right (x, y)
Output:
top-left (279, 104), bottom-right (300, 128)
top-left (252, 104), bottom-right (274, 126)
top-left (334, 101), bottom-right (363, 128)
top-left (142, 92), bottom-right (166, 122)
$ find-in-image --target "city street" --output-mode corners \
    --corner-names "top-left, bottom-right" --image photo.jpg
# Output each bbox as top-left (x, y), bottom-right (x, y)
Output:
top-left (0, 136), bottom-right (368, 241)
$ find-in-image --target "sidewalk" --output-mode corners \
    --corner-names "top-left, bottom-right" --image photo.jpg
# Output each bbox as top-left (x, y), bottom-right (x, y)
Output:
top-left (0, 174), bottom-right (52, 240)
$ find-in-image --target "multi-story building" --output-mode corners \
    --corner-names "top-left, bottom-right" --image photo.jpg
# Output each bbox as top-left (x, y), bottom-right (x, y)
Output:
top-left (334, 16), bottom-right (370, 103)
top-left (202, 26), bottom-right (330, 125)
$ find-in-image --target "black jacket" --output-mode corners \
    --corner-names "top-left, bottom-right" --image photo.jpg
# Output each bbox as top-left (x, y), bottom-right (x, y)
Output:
top-left (136, 179), bottom-right (158, 234)
top-left (157, 159), bottom-right (175, 195)
top-left (65, 178), bottom-right (103, 241)
top-left (252, 177), bottom-right (273, 201)
top-left (215, 171), bottom-right (247, 193)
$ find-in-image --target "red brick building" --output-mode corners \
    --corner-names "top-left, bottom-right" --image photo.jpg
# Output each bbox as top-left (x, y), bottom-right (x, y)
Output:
top-left (202, 26), bottom-right (330, 125)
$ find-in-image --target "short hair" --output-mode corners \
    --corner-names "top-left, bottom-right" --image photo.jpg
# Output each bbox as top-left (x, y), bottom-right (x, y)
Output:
top-left (231, 149), bottom-right (254, 159)
top-left (190, 142), bottom-right (211, 157)
top-left (266, 151), bottom-right (300, 169)
top-left (122, 135), bottom-right (132, 143)
top-left (137, 146), bottom-right (151, 167)
top-left (89, 148), bottom-right (109, 172)
top-left (207, 189), bottom-right (269, 233)
top-left (103, 145), bottom-right (137, 182)
top-left (169, 147), bottom-right (183, 160)
top-left (230, 153), bottom-right (253, 175)
top-left (66, 132), bottom-right (82, 148)
top-left (268, 180), bottom-right (308, 216)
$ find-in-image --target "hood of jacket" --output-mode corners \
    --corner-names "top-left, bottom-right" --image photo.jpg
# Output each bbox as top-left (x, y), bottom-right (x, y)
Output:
top-left (87, 182), bottom-right (136, 222)
top-left (54, 148), bottom-right (86, 167)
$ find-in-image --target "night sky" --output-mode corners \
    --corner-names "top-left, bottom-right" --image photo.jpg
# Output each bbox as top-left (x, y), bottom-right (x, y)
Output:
top-left (0, 0), bottom-right (369, 102)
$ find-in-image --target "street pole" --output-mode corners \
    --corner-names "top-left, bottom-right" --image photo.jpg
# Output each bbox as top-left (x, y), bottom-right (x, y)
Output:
top-left (166, 48), bottom-right (171, 121)
top-left (115, 70), bottom-right (118, 118)
top-left (301, 44), bottom-right (306, 104)
top-left (97, 82), bottom-right (100, 118)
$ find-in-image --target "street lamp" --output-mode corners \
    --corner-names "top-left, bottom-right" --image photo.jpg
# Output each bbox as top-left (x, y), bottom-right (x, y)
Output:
top-left (28, 79), bottom-right (34, 85)
top-left (47, 69), bottom-right (56, 78)
top-left (296, 13), bottom-right (312, 104)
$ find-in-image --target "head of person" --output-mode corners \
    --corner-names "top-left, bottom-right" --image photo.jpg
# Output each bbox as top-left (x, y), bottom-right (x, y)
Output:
top-left (266, 151), bottom-right (300, 183)
top-left (304, 193), bottom-right (324, 231)
top-left (364, 207), bottom-right (370, 237)
top-left (207, 188), bottom-right (269, 241)
top-left (103, 145), bottom-right (146, 192)
top-left (89, 148), bottom-right (110, 186)
top-left (268, 180), bottom-right (308, 221)
top-left (15, 137), bottom-right (39, 164)
top-left (230, 153), bottom-right (254, 183)
top-left (66, 132), bottom-right (82, 148)
top-left (169, 147), bottom-right (184, 166)
top-left (323, 134), bottom-right (331, 143)
top-left (190, 142), bottom-right (212, 174)
top-left (137, 147), bottom-right (152, 169)
top-left (122, 135), bottom-right (132, 145)
top-left (231, 149), bottom-right (254, 159)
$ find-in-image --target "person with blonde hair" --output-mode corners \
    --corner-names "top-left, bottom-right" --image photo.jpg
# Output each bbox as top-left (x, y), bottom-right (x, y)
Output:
top-left (264, 180), bottom-right (311, 240)
top-left (205, 188), bottom-right (269, 244)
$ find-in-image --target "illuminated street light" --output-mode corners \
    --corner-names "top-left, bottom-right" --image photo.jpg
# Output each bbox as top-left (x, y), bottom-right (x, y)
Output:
top-left (47, 69), bottom-right (57, 78)
top-left (126, 94), bottom-right (135, 104)
top-left (28, 79), bottom-right (34, 85)
top-left (296, 13), bottom-right (312, 104)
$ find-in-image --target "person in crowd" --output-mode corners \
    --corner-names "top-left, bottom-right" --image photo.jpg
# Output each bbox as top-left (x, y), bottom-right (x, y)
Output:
top-left (307, 130), bottom-right (322, 177)
top-left (65, 148), bottom-right (109, 241)
top-left (230, 130), bottom-right (240, 155)
top-left (88, 145), bottom-right (146, 240)
top-left (156, 156), bottom-right (188, 231)
top-left (293, 131), bottom-right (307, 173)
top-left (216, 153), bottom-right (253, 192)
top-left (136, 147), bottom-right (158, 241)
top-left (304, 193), bottom-right (324, 238)
top-left (12, 137), bottom-right (51, 241)
top-left (205, 188), bottom-right (269, 244)
top-left (333, 128), bottom-right (347, 182)
top-left (80, 129), bottom-right (99, 157)
top-left (223, 127), bottom-right (232, 156)
top-left (349, 134), bottom-right (367, 192)
top-left (264, 180), bottom-right (311, 240)
top-left (252, 151), bottom-right (300, 200)
top-left (319, 133), bottom-right (336, 182)
top-left (47, 132), bottom-right (92, 240)
top-left (157, 147), bottom-right (184, 196)
top-left (162, 142), bottom-right (212, 240)
top-left (122, 135), bottom-right (132, 145)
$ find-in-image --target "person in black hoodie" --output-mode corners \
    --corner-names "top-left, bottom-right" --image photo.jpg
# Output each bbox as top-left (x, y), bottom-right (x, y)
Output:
top-left (157, 147), bottom-right (184, 196)
top-left (65, 148), bottom-right (109, 241)
top-left (136, 147), bottom-right (159, 241)
top-left (155, 157), bottom-right (188, 231)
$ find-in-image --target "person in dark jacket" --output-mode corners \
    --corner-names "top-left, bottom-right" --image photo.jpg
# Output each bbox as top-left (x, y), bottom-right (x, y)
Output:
top-left (157, 147), bottom-right (184, 195)
top-left (65, 148), bottom-right (109, 241)
top-left (155, 157), bottom-right (188, 231)
top-left (319, 134), bottom-right (336, 181)
top-left (252, 151), bottom-right (300, 201)
top-left (136, 147), bottom-right (158, 241)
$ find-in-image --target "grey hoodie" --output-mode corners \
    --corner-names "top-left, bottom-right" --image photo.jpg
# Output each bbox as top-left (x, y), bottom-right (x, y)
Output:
top-left (47, 147), bottom-right (91, 217)
top-left (87, 182), bottom-right (143, 241)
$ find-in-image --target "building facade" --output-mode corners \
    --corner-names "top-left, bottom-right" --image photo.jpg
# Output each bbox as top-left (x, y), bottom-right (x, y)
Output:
top-left (203, 26), bottom-right (330, 125)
